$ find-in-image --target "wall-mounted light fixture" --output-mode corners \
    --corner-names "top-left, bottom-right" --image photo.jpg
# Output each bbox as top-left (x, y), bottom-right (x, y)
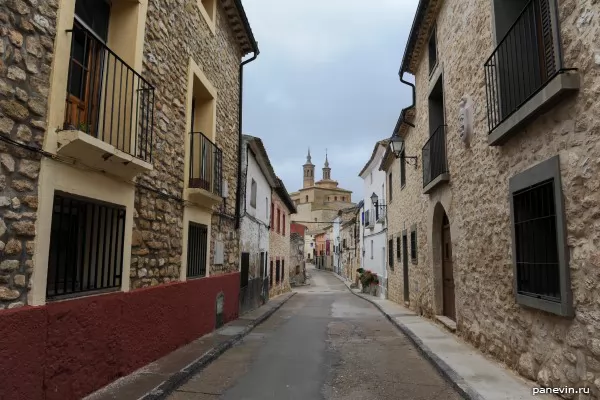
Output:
top-left (389, 135), bottom-right (418, 168)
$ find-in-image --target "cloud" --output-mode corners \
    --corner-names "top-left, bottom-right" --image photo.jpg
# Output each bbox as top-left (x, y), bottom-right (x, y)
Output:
top-left (241, 0), bottom-right (418, 201)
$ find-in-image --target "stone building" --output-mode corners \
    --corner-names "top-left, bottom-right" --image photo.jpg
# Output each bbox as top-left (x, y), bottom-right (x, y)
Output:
top-left (381, 0), bottom-right (599, 394)
top-left (0, 0), bottom-right (257, 398)
top-left (289, 231), bottom-right (306, 286)
top-left (289, 149), bottom-right (355, 258)
top-left (339, 204), bottom-right (361, 282)
top-left (239, 135), bottom-right (277, 313)
top-left (269, 178), bottom-right (296, 298)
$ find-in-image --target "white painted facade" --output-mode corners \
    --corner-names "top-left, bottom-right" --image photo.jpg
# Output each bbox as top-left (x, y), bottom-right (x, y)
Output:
top-left (333, 216), bottom-right (341, 275)
top-left (359, 143), bottom-right (388, 299)
top-left (240, 137), bottom-right (274, 279)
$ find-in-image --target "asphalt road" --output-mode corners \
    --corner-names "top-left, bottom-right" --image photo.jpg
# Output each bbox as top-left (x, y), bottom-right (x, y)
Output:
top-left (168, 267), bottom-right (463, 400)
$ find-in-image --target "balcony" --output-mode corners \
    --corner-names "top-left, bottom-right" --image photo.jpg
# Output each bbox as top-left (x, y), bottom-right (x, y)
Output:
top-left (186, 131), bottom-right (223, 208)
top-left (422, 125), bottom-right (449, 194)
top-left (484, 0), bottom-right (579, 146)
top-left (57, 21), bottom-right (155, 180)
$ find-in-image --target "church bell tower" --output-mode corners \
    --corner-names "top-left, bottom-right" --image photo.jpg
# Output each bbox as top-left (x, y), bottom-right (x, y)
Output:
top-left (303, 148), bottom-right (315, 188)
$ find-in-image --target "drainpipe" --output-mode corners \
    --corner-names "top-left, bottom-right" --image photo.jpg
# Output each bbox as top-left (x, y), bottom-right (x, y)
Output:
top-left (235, 48), bottom-right (260, 230)
top-left (399, 70), bottom-right (416, 129)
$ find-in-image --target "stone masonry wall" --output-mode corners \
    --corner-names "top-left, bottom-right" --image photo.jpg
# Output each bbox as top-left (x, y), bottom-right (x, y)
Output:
top-left (386, 0), bottom-right (600, 395)
top-left (289, 232), bottom-right (305, 285)
top-left (130, 0), bottom-right (243, 287)
top-left (269, 191), bottom-right (291, 297)
top-left (0, 1), bottom-right (56, 308)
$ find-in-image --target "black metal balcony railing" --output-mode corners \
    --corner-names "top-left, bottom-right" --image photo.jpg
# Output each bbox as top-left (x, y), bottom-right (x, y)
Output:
top-left (484, 0), bottom-right (559, 133)
top-left (422, 125), bottom-right (448, 188)
top-left (64, 21), bottom-right (155, 162)
top-left (189, 131), bottom-right (223, 197)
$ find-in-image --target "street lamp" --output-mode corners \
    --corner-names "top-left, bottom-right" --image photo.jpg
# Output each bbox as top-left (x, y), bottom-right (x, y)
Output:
top-left (370, 192), bottom-right (385, 209)
top-left (389, 135), bottom-right (418, 168)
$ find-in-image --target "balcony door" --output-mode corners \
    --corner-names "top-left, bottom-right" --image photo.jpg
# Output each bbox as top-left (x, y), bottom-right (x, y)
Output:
top-left (65, 0), bottom-right (111, 136)
top-left (492, 0), bottom-right (556, 122)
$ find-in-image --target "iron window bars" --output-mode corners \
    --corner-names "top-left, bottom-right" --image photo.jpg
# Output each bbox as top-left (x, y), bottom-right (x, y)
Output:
top-left (187, 222), bottom-right (208, 279)
top-left (189, 131), bottom-right (223, 196)
top-left (47, 192), bottom-right (125, 299)
top-left (65, 20), bottom-right (155, 162)
top-left (509, 155), bottom-right (571, 316)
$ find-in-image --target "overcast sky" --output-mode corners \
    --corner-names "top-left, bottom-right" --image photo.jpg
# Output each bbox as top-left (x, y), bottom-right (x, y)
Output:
top-left (241, 0), bottom-right (418, 201)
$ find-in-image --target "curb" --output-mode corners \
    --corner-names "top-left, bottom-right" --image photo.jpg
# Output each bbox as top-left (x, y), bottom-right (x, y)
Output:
top-left (331, 272), bottom-right (483, 400)
top-left (139, 292), bottom-right (296, 400)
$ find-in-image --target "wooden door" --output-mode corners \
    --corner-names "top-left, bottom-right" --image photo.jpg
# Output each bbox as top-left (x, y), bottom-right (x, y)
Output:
top-left (442, 220), bottom-right (456, 321)
top-left (402, 234), bottom-right (409, 303)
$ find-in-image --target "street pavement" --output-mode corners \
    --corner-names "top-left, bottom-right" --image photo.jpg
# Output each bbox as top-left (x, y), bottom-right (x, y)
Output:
top-left (167, 267), bottom-right (463, 399)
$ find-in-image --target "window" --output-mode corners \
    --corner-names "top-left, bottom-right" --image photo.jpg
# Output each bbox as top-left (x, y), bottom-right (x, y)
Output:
top-left (335, 196), bottom-right (337, 201)
top-left (282, 214), bottom-right (286, 236)
top-left (250, 179), bottom-right (257, 208)
top-left (486, 0), bottom-right (570, 142)
top-left (509, 155), bottom-right (571, 316)
top-left (47, 192), bottom-right (125, 299)
top-left (370, 240), bottom-right (373, 259)
top-left (388, 239), bottom-right (394, 270)
top-left (305, 195), bottom-right (308, 202)
top-left (277, 208), bottom-right (281, 233)
top-left (410, 227), bottom-right (418, 264)
top-left (187, 222), bottom-right (208, 278)
top-left (270, 202), bottom-right (274, 230)
top-left (199, 0), bottom-right (217, 28)
top-left (396, 237), bottom-right (401, 259)
top-left (282, 260), bottom-right (285, 281)
top-left (400, 149), bottom-right (406, 188)
top-left (269, 260), bottom-right (273, 287)
top-left (276, 260), bottom-right (280, 283)
top-left (188, 61), bottom-right (219, 195)
top-left (428, 25), bottom-right (437, 75)
top-left (343, 238), bottom-right (346, 249)
top-left (388, 173), bottom-right (393, 202)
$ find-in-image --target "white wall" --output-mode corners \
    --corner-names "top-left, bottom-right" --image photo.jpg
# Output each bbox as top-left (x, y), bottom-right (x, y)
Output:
top-left (240, 146), bottom-right (272, 278)
top-left (360, 144), bottom-right (388, 298)
top-left (333, 217), bottom-right (341, 274)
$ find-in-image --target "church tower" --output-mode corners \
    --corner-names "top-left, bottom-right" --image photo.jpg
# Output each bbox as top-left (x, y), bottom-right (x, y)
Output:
top-left (303, 148), bottom-right (315, 188)
top-left (322, 150), bottom-right (331, 180)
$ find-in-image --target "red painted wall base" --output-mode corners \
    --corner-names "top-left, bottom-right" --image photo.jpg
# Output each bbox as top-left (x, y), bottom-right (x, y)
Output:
top-left (0, 273), bottom-right (240, 400)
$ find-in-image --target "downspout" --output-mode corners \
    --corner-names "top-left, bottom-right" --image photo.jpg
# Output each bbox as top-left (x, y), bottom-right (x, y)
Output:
top-left (399, 70), bottom-right (416, 129)
top-left (235, 48), bottom-right (260, 230)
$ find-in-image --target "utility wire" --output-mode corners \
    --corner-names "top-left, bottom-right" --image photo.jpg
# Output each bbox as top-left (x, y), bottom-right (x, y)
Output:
top-left (0, 133), bottom-right (237, 219)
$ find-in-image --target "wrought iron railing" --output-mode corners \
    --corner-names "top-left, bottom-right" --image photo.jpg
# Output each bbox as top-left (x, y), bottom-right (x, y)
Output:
top-left (484, 0), bottom-right (559, 133)
top-left (64, 21), bottom-right (154, 163)
top-left (422, 125), bottom-right (448, 188)
top-left (189, 131), bottom-right (223, 197)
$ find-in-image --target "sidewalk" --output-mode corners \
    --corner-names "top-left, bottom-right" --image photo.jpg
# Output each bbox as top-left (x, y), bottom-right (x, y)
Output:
top-left (331, 272), bottom-right (556, 400)
top-left (85, 292), bottom-right (295, 400)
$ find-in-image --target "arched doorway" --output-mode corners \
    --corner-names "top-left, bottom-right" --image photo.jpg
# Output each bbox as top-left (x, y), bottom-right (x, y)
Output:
top-left (441, 213), bottom-right (455, 321)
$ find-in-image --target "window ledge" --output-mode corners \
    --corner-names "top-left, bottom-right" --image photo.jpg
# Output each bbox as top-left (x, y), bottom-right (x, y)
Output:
top-left (423, 173), bottom-right (450, 194)
top-left (516, 293), bottom-right (573, 317)
top-left (488, 71), bottom-right (580, 146)
top-left (56, 129), bottom-right (153, 180)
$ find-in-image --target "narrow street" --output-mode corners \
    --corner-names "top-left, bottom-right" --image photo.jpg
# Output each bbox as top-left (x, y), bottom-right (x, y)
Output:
top-left (167, 267), bottom-right (463, 400)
